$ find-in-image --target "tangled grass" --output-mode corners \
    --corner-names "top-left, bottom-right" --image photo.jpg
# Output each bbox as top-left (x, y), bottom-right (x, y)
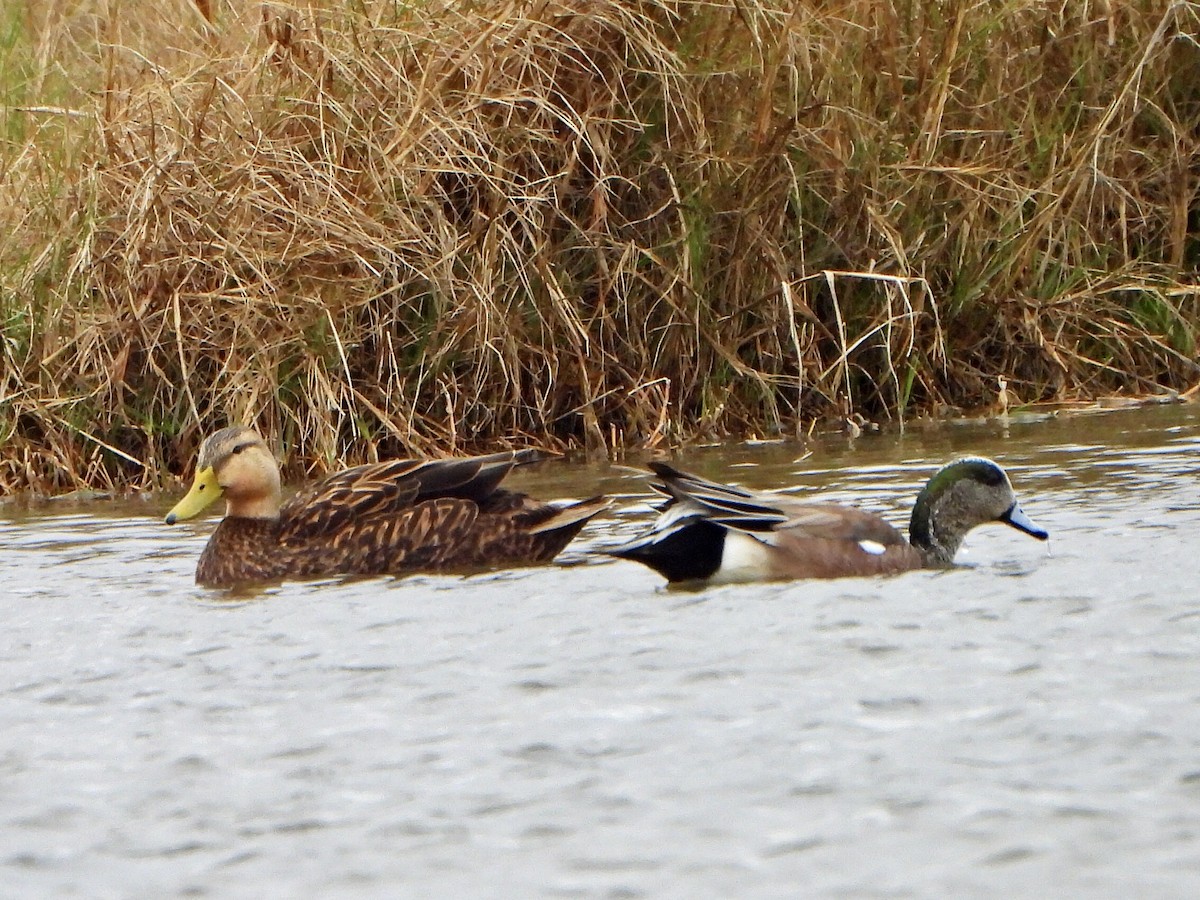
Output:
top-left (2, 0), bottom-right (1199, 493)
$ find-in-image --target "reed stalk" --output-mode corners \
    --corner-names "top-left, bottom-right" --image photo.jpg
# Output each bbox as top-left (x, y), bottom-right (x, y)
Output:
top-left (2, 0), bottom-right (1198, 493)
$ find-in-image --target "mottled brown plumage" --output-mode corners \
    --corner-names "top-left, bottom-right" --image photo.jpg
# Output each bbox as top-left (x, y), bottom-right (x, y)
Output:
top-left (166, 426), bottom-right (608, 588)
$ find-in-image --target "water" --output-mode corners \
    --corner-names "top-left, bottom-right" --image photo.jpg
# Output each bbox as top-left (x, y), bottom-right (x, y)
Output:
top-left (2, 402), bottom-right (1200, 898)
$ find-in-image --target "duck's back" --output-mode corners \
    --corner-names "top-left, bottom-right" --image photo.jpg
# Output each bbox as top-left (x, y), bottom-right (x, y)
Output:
top-left (276, 489), bottom-right (595, 577)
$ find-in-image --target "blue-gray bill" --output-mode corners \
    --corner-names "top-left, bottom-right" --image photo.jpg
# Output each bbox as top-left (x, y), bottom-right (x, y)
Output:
top-left (1000, 501), bottom-right (1049, 540)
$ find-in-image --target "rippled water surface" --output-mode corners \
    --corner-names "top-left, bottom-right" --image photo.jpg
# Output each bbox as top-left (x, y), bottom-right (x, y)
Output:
top-left (3, 403), bottom-right (1200, 898)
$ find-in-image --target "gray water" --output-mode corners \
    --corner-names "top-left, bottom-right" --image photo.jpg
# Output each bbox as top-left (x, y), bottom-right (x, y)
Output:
top-left (3, 403), bottom-right (1200, 898)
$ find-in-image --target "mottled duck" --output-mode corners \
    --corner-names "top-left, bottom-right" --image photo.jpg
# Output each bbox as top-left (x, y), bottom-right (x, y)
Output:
top-left (166, 426), bottom-right (608, 588)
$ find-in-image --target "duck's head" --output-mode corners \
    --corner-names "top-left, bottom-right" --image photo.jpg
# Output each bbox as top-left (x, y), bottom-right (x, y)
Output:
top-left (165, 426), bottom-right (282, 524)
top-left (909, 457), bottom-right (1048, 565)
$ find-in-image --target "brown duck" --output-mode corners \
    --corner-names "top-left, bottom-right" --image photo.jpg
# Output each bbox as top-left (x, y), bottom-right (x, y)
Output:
top-left (165, 426), bottom-right (608, 588)
top-left (609, 458), bottom-right (1048, 584)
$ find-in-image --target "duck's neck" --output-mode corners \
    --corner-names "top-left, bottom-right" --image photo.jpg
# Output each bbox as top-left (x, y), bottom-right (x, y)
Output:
top-left (224, 483), bottom-right (282, 520)
top-left (225, 497), bottom-right (279, 519)
top-left (908, 490), bottom-right (963, 566)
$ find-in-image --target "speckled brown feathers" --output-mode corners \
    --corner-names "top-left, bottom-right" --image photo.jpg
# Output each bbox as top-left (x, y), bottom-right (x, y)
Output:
top-left (173, 435), bottom-right (608, 588)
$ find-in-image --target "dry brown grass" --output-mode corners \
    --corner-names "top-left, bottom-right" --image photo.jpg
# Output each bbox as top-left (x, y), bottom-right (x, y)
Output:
top-left (2, 0), bottom-right (1199, 493)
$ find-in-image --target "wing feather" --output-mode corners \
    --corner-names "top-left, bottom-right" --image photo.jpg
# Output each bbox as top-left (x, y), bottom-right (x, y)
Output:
top-left (276, 451), bottom-right (544, 545)
top-left (647, 462), bottom-right (906, 545)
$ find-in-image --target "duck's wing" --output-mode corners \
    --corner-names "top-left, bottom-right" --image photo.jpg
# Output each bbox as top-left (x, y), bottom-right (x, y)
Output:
top-left (276, 450), bottom-right (549, 544)
top-left (648, 462), bottom-right (907, 546)
top-left (647, 462), bottom-right (790, 532)
top-left (772, 502), bottom-right (909, 547)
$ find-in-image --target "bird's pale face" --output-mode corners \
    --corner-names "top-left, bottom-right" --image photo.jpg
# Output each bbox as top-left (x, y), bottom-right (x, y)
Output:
top-left (165, 427), bottom-right (281, 523)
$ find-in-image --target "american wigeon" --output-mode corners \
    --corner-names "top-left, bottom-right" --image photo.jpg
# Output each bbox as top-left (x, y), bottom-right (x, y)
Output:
top-left (609, 457), bottom-right (1048, 584)
top-left (166, 426), bottom-right (609, 588)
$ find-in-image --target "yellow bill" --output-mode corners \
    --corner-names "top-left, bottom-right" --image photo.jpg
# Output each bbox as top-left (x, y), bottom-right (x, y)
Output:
top-left (165, 466), bottom-right (223, 524)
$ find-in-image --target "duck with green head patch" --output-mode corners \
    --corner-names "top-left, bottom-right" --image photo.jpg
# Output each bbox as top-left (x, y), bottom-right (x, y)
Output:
top-left (608, 457), bottom-right (1048, 585)
top-left (166, 425), bottom-right (609, 588)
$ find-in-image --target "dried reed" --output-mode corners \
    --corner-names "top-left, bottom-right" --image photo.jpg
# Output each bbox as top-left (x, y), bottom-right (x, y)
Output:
top-left (2, 0), bottom-right (1198, 493)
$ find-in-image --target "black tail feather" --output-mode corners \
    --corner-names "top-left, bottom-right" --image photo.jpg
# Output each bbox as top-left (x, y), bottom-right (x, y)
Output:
top-left (608, 519), bottom-right (726, 583)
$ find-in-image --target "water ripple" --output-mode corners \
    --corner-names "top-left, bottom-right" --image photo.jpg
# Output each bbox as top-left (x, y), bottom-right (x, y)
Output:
top-left (2, 404), bottom-right (1200, 895)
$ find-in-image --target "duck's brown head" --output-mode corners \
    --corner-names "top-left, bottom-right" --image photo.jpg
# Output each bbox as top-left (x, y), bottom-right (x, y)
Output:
top-left (165, 426), bottom-right (282, 524)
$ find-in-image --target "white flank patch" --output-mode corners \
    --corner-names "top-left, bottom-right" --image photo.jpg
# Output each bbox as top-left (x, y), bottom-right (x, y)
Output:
top-left (711, 532), bottom-right (774, 584)
top-left (858, 539), bottom-right (888, 556)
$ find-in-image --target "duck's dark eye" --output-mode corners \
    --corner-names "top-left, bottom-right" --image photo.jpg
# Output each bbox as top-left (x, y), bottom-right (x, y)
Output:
top-left (231, 442), bottom-right (252, 455)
